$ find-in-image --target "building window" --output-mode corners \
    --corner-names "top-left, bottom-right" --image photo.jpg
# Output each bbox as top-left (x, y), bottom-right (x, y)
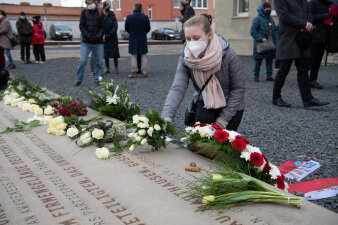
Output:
top-left (237, 0), bottom-right (249, 16)
top-left (116, 0), bottom-right (121, 10)
top-left (191, 0), bottom-right (208, 9)
top-left (148, 6), bottom-right (152, 20)
top-left (110, 0), bottom-right (114, 10)
top-left (174, 0), bottom-right (180, 8)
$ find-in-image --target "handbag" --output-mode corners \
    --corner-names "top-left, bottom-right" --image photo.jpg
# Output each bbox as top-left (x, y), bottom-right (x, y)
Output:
top-left (8, 36), bottom-right (18, 47)
top-left (256, 34), bottom-right (275, 54)
top-left (295, 31), bottom-right (312, 50)
top-left (184, 74), bottom-right (214, 126)
top-left (310, 25), bottom-right (327, 45)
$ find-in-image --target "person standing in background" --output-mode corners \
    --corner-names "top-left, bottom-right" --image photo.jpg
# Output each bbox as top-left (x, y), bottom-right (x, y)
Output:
top-left (16, 12), bottom-right (33, 64)
top-left (32, 15), bottom-right (46, 64)
top-left (125, 2), bottom-right (150, 78)
top-left (0, 10), bottom-right (16, 69)
top-left (103, 1), bottom-right (120, 74)
top-left (180, 0), bottom-right (195, 43)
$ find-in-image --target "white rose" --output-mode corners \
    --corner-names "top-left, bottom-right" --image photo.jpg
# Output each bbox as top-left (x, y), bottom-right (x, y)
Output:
top-left (147, 127), bottom-right (154, 137)
top-left (154, 124), bottom-right (161, 131)
top-left (28, 99), bottom-right (36, 104)
top-left (92, 128), bottom-right (104, 140)
top-left (132, 115), bottom-right (140, 124)
top-left (34, 107), bottom-right (43, 116)
top-left (29, 104), bottom-right (39, 113)
top-left (17, 97), bottom-right (25, 102)
top-left (141, 138), bottom-right (147, 145)
top-left (4, 90), bottom-right (9, 95)
top-left (80, 132), bottom-right (92, 144)
top-left (10, 92), bottom-right (20, 98)
top-left (11, 100), bottom-right (18, 107)
top-left (22, 103), bottom-right (30, 112)
top-left (57, 123), bottom-right (67, 131)
top-left (55, 129), bottom-right (65, 136)
top-left (140, 116), bottom-right (149, 124)
top-left (135, 136), bottom-right (142, 142)
top-left (66, 127), bottom-right (79, 138)
top-left (128, 132), bottom-right (134, 138)
top-left (138, 122), bottom-right (149, 129)
top-left (95, 147), bottom-right (110, 159)
top-left (43, 116), bottom-right (53, 125)
top-left (129, 144), bottom-right (136, 151)
top-left (44, 106), bottom-right (54, 115)
top-left (138, 129), bottom-right (146, 136)
top-left (54, 116), bottom-right (64, 124)
top-left (47, 127), bottom-right (57, 135)
top-left (3, 95), bottom-right (12, 105)
top-left (18, 101), bottom-right (25, 109)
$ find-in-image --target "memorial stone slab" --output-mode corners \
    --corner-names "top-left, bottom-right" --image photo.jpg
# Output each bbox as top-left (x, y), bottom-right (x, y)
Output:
top-left (0, 102), bottom-right (337, 225)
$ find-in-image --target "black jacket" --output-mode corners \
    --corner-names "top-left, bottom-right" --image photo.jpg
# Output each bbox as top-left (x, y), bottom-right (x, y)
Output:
top-left (310, 0), bottom-right (332, 24)
top-left (79, 8), bottom-right (104, 44)
top-left (180, 3), bottom-right (195, 24)
top-left (16, 18), bottom-right (33, 44)
top-left (103, 11), bottom-right (120, 59)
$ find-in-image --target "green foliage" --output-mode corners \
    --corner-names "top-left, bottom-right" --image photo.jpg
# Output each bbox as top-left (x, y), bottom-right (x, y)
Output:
top-left (0, 119), bottom-right (41, 133)
top-left (63, 115), bottom-right (103, 132)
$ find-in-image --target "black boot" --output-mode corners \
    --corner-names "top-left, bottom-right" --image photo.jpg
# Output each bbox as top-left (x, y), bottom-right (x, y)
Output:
top-left (272, 98), bottom-right (291, 107)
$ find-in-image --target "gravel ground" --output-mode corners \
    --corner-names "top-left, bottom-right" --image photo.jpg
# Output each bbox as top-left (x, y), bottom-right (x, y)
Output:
top-left (9, 53), bottom-right (338, 212)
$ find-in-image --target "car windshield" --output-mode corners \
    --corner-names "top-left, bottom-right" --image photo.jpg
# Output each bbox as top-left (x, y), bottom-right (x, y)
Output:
top-left (165, 29), bottom-right (175, 33)
top-left (55, 25), bottom-right (70, 31)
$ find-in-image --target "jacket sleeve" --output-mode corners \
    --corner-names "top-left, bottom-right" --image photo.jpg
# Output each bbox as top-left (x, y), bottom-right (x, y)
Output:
top-left (79, 10), bottom-right (89, 38)
top-left (275, 0), bottom-right (307, 29)
top-left (250, 18), bottom-right (264, 41)
top-left (110, 14), bottom-right (118, 35)
top-left (0, 20), bottom-right (10, 35)
top-left (310, 2), bottom-right (327, 23)
top-left (306, 1), bottom-right (313, 23)
top-left (96, 10), bottom-right (104, 39)
top-left (125, 16), bottom-right (129, 33)
top-left (217, 48), bottom-right (245, 124)
top-left (145, 17), bottom-right (151, 34)
top-left (180, 7), bottom-right (194, 23)
top-left (161, 54), bottom-right (191, 120)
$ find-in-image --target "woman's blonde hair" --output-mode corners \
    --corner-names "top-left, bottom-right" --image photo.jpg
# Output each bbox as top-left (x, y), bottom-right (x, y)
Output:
top-left (184, 14), bottom-right (212, 34)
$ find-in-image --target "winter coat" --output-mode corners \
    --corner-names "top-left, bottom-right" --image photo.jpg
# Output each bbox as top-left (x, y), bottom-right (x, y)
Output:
top-left (125, 10), bottom-right (150, 55)
top-left (250, 3), bottom-right (278, 59)
top-left (0, 46), bottom-right (4, 69)
top-left (16, 18), bottom-right (33, 44)
top-left (103, 11), bottom-right (120, 59)
top-left (180, 3), bottom-right (195, 24)
top-left (275, 0), bottom-right (313, 60)
top-left (309, 0), bottom-right (331, 44)
top-left (80, 8), bottom-right (104, 44)
top-left (0, 18), bottom-right (14, 49)
top-left (32, 21), bottom-right (45, 45)
top-left (162, 35), bottom-right (245, 124)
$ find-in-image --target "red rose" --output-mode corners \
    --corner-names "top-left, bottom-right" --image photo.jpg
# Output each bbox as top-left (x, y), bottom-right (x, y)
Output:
top-left (214, 130), bottom-right (229, 143)
top-left (263, 163), bottom-right (271, 173)
top-left (232, 139), bottom-right (247, 151)
top-left (211, 123), bottom-right (223, 130)
top-left (276, 175), bottom-right (285, 190)
top-left (235, 135), bottom-right (250, 144)
top-left (250, 152), bottom-right (264, 167)
top-left (193, 123), bottom-right (207, 128)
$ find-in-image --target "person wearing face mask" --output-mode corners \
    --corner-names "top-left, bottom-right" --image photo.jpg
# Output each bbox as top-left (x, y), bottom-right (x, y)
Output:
top-left (75, 0), bottom-right (104, 86)
top-left (102, 1), bottom-right (120, 74)
top-left (250, 2), bottom-right (278, 82)
top-left (31, 15), bottom-right (46, 64)
top-left (16, 12), bottom-right (33, 64)
top-left (0, 10), bottom-right (16, 69)
top-left (162, 15), bottom-right (245, 131)
top-left (180, 0), bottom-right (195, 43)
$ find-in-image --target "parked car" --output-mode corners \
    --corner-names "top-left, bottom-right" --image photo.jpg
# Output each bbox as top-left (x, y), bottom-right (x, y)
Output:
top-left (120, 30), bottom-right (129, 40)
top-left (151, 28), bottom-right (180, 40)
top-left (50, 24), bottom-right (73, 41)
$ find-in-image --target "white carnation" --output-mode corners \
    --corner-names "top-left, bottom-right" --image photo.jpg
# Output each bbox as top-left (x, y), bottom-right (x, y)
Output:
top-left (246, 145), bottom-right (262, 154)
top-left (269, 164), bottom-right (281, 180)
top-left (227, 130), bottom-right (240, 142)
top-left (96, 147), bottom-right (110, 159)
top-left (240, 151), bottom-right (251, 161)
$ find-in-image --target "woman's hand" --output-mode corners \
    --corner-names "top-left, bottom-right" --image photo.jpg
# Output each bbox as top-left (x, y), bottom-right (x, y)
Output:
top-left (261, 38), bottom-right (267, 42)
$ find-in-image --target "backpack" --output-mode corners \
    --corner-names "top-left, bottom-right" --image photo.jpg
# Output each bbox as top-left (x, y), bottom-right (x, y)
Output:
top-left (85, 9), bottom-right (102, 18)
top-left (325, 24), bottom-right (338, 65)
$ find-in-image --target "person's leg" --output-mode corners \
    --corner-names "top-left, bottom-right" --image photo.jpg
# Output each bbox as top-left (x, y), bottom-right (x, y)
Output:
top-left (105, 58), bottom-right (110, 73)
top-left (93, 44), bottom-right (104, 82)
top-left (33, 45), bottom-right (40, 62)
top-left (253, 58), bottom-right (262, 80)
top-left (266, 58), bottom-right (273, 79)
top-left (75, 42), bottom-right (91, 83)
top-left (225, 110), bottom-right (244, 131)
top-left (26, 44), bottom-right (31, 62)
top-left (273, 59), bottom-right (293, 100)
top-left (275, 59), bottom-right (280, 70)
top-left (20, 43), bottom-right (25, 61)
top-left (295, 57), bottom-right (313, 103)
top-left (114, 57), bottom-right (119, 74)
top-left (90, 53), bottom-right (95, 75)
top-left (4, 49), bottom-right (14, 64)
top-left (309, 44), bottom-right (326, 88)
top-left (129, 54), bottom-right (138, 78)
top-left (141, 54), bottom-right (148, 77)
top-left (40, 44), bottom-right (46, 62)
top-left (137, 53), bottom-right (142, 74)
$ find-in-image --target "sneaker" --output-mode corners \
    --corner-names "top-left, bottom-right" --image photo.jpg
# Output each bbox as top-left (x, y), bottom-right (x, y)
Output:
top-left (8, 64), bottom-right (16, 69)
top-left (253, 77), bottom-right (259, 82)
top-left (35, 61), bottom-right (40, 64)
top-left (74, 81), bottom-right (81, 86)
top-left (266, 77), bottom-right (275, 81)
top-left (40, 61), bottom-right (45, 64)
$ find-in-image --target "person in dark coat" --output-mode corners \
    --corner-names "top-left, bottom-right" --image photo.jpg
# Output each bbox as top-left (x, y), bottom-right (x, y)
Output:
top-left (180, 0), bottom-right (195, 43)
top-left (103, 2), bottom-right (120, 74)
top-left (125, 3), bottom-right (151, 78)
top-left (0, 46), bottom-right (9, 90)
top-left (75, 0), bottom-right (104, 86)
top-left (309, 0), bottom-right (333, 89)
top-left (272, 0), bottom-right (329, 108)
top-left (16, 12), bottom-right (33, 64)
top-left (250, 2), bottom-right (278, 82)
top-left (0, 10), bottom-right (15, 69)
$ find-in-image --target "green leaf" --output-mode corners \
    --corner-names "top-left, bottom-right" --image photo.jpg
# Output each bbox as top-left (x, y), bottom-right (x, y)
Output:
top-left (28, 120), bottom-right (41, 127)
top-left (22, 125), bottom-right (32, 131)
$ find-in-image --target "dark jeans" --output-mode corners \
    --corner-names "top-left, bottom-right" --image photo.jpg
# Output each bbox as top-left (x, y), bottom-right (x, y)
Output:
top-left (273, 58), bottom-right (313, 103)
top-left (194, 99), bottom-right (244, 131)
top-left (254, 58), bottom-right (273, 78)
top-left (33, 44), bottom-right (46, 62)
top-left (310, 43), bottom-right (326, 82)
top-left (20, 43), bottom-right (30, 61)
top-left (104, 57), bottom-right (118, 69)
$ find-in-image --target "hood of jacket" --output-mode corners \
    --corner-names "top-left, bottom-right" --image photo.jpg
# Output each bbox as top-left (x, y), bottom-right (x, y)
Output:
top-left (257, 3), bottom-right (270, 19)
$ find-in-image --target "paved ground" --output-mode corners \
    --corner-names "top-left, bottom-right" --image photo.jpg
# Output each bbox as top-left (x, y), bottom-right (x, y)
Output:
top-left (7, 45), bottom-right (338, 212)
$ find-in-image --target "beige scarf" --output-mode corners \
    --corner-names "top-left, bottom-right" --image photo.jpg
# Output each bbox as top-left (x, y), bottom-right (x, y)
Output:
top-left (184, 33), bottom-right (226, 109)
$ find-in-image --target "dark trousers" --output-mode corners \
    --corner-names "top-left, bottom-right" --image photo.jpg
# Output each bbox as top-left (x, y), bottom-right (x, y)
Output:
top-left (273, 58), bottom-right (313, 103)
top-left (194, 99), bottom-right (244, 131)
top-left (33, 44), bottom-right (46, 62)
top-left (20, 43), bottom-right (30, 61)
top-left (310, 43), bottom-right (326, 82)
top-left (104, 57), bottom-right (118, 69)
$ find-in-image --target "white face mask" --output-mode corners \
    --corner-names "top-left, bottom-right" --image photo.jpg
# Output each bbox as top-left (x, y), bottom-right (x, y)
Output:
top-left (0, 15), bottom-right (3, 19)
top-left (186, 37), bottom-right (208, 58)
top-left (87, 3), bottom-right (96, 10)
